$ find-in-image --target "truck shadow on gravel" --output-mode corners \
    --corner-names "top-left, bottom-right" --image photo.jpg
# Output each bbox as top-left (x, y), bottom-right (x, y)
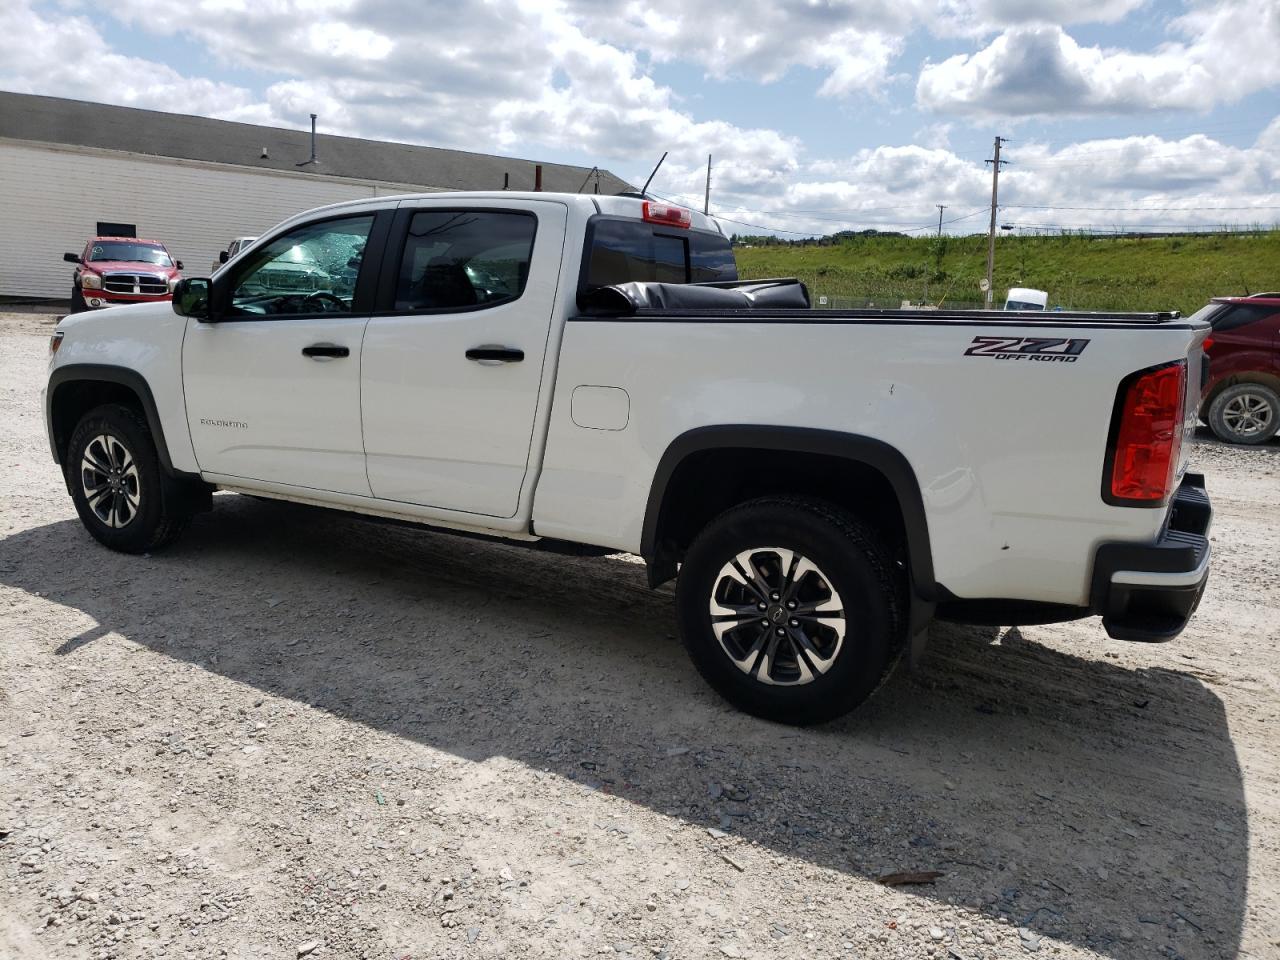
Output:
top-left (1, 495), bottom-right (1246, 960)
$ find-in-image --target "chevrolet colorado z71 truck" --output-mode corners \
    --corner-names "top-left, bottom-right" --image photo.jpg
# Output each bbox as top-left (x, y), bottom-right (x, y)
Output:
top-left (44, 193), bottom-right (1214, 724)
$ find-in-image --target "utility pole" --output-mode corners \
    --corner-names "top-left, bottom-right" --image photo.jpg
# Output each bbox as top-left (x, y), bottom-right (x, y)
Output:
top-left (984, 136), bottom-right (1007, 308)
top-left (704, 154), bottom-right (712, 215)
top-left (923, 204), bottom-right (947, 304)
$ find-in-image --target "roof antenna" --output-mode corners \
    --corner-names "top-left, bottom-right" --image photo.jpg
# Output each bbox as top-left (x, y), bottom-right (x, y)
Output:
top-left (296, 113), bottom-right (318, 167)
top-left (639, 151), bottom-right (667, 199)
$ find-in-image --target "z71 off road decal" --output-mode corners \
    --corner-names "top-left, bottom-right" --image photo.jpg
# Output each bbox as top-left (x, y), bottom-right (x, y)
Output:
top-left (964, 336), bottom-right (1090, 362)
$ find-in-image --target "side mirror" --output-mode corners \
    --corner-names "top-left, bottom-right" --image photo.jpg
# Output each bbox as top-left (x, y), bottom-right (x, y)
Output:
top-left (219, 250), bottom-right (230, 264)
top-left (175, 260), bottom-right (184, 271)
top-left (172, 277), bottom-right (212, 320)
top-left (63, 252), bottom-right (80, 264)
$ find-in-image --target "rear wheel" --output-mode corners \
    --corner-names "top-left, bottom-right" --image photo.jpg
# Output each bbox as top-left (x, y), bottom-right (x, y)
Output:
top-left (67, 404), bottom-right (192, 553)
top-left (1208, 383), bottom-right (1279, 445)
top-left (675, 497), bottom-right (903, 725)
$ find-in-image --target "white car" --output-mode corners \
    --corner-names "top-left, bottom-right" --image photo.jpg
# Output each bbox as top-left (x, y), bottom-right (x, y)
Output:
top-left (44, 193), bottom-right (1213, 724)
top-left (210, 235), bottom-right (258, 272)
top-left (1005, 287), bottom-right (1049, 310)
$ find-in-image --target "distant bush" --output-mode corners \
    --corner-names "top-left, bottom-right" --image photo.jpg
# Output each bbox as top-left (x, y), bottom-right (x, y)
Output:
top-left (734, 229), bottom-right (1279, 314)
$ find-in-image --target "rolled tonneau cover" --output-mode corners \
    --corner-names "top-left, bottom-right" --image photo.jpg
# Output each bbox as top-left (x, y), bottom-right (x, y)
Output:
top-left (578, 278), bottom-right (1187, 325)
top-left (581, 278), bottom-right (811, 313)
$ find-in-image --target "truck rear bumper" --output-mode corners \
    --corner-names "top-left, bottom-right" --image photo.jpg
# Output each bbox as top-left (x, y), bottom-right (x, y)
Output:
top-left (1090, 474), bottom-right (1212, 642)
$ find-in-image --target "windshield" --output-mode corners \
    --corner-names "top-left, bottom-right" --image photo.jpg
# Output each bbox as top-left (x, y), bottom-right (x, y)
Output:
top-left (88, 242), bottom-right (172, 266)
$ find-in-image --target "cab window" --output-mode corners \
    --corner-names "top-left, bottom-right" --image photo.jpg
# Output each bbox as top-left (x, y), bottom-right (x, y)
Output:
top-left (227, 215), bottom-right (374, 317)
top-left (394, 210), bottom-right (537, 312)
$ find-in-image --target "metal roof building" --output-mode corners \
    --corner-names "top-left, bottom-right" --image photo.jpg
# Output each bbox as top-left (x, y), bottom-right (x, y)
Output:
top-left (0, 91), bottom-right (632, 299)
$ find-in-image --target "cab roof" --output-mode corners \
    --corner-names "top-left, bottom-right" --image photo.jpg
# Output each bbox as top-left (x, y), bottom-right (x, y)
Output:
top-left (1212, 293), bottom-right (1280, 305)
top-left (273, 191), bottom-right (726, 236)
top-left (89, 236), bottom-right (167, 246)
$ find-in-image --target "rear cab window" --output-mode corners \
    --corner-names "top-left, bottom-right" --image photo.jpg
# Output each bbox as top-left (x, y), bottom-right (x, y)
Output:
top-left (580, 217), bottom-right (737, 299)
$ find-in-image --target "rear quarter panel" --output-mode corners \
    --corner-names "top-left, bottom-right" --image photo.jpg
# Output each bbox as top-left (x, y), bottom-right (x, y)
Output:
top-left (534, 317), bottom-right (1207, 606)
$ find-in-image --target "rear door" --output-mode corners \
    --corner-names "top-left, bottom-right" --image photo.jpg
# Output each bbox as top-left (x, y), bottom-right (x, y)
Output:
top-left (183, 209), bottom-right (390, 495)
top-left (360, 199), bottom-right (568, 517)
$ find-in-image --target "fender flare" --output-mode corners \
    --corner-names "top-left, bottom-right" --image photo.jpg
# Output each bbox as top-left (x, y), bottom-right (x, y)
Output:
top-left (46, 363), bottom-right (196, 480)
top-left (640, 425), bottom-right (938, 598)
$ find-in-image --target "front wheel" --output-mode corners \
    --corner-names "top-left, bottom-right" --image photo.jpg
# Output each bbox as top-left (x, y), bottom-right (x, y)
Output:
top-left (1208, 383), bottom-right (1280, 445)
top-left (69, 285), bottom-right (87, 313)
top-left (675, 497), bottom-right (904, 725)
top-left (67, 404), bottom-right (192, 553)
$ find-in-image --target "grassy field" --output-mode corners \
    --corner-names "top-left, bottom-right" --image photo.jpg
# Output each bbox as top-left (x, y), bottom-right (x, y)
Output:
top-left (733, 229), bottom-right (1280, 314)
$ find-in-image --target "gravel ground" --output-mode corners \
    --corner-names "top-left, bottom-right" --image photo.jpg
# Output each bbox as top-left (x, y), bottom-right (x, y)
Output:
top-left (2, 311), bottom-right (1278, 960)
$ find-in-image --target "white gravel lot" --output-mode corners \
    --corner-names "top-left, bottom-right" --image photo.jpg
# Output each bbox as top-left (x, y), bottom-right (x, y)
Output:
top-left (1, 311), bottom-right (1277, 960)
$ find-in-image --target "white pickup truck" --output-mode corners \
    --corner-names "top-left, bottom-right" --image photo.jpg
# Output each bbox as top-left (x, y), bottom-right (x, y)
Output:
top-left (44, 192), bottom-right (1213, 724)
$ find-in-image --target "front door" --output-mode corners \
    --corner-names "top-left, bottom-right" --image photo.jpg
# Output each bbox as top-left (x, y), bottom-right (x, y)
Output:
top-left (183, 211), bottom-right (386, 496)
top-left (360, 200), bottom-right (567, 517)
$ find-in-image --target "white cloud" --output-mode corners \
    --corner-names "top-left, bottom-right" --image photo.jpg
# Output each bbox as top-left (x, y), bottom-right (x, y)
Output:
top-left (704, 125), bottom-right (1280, 237)
top-left (1, 0), bottom-right (1276, 240)
top-left (558, 0), bottom-right (913, 98)
top-left (932, 0), bottom-right (1150, 35)
top-left (918, 0), bottom-right (1280, 116)
top-left (0, 1), bottom-right (271, 122)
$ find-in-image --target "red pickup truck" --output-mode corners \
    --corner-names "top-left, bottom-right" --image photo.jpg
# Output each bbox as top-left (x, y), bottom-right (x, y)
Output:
top-left (1195, 293), bottom-right (1280, 444)
top-left (63, 237), bottom-right (184, 312)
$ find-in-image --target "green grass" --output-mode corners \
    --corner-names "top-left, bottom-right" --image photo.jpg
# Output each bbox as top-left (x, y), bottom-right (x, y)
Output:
top-left (732, 229), bottom-right (1280, 315)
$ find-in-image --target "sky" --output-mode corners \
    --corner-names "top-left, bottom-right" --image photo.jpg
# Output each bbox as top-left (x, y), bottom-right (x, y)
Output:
top-left (2, 0), bottom-right (1278, 237)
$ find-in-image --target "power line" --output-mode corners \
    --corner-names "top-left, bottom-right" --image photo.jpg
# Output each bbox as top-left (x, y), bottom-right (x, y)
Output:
top-left (966, 117), bottom-right (1270, 157)
top-left (1000, 221), bottom-right (1278, 232)
top-left (1001, 203), bottom-right (1280, 212)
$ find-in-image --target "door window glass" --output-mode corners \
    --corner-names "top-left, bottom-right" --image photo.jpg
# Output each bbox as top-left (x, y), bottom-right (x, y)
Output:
top-left (229, 215), bottom-right (374, 317)
top-left (395, 211), bottom-right (537, 311)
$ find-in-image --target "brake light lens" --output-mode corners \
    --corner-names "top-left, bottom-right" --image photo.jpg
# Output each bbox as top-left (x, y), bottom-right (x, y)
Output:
top-left (1105, 361), bottom-right (1187, 505)
top-left (642, 201), bottom-right (691, 229)
top-left (49, 331), bottom-right (64, 356)
top-left (1201, 336), bottom-right (1214, 350)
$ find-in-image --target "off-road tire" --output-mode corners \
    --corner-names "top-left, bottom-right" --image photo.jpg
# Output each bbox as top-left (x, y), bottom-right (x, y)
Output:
top-left (675, 497), bottom-right (904, 725)
top-left (67, 403), bottom-right (192, 553)
top-left (1208, 382), bottom-right (1280, 445)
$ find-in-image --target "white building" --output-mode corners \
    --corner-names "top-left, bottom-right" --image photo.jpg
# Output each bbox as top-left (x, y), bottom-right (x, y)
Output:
top-left (0, 91), bottom-right (630, 301)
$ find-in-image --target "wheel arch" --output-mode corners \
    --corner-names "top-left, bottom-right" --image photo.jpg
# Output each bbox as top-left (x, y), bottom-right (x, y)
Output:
top-left (1201, 370), bottom-right (1280, 414)
top-left (47, 364), bottom-right (195, 480)
top-left (640, 425), bottom-right (937, 599)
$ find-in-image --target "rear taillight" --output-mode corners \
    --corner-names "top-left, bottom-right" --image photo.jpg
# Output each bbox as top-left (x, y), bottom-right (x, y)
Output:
top-left (642, 201), bottom-right (691, 229)
top-left (1103, 360), bottom-right (1187, 506)
top-left (1201, 336), bottom-right (1214, 350)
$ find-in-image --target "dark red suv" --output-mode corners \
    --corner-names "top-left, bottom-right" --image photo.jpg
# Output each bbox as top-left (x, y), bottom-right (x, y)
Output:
top-left (1193, 293), bottom-right (1280, 444)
